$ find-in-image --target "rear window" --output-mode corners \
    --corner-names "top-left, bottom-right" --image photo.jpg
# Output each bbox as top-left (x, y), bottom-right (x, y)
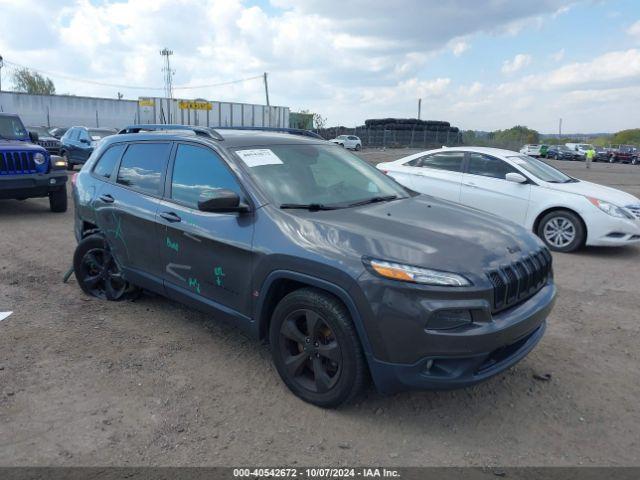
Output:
top-left (116, 143), bottom-right (171, 195)
top-left (93, 144), bottom-right (125, 179)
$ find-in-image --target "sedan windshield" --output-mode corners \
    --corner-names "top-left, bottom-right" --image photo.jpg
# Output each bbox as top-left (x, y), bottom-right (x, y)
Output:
top-left (506, 155), bottom-right (574, 183)
top-left (235, 144), bottom-right (409, 208)
top-left (0, 116), bottom-right (29, 140)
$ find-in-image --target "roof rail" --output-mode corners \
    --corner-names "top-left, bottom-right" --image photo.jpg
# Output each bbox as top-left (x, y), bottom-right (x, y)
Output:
top-left (213, 126), bottom-right (323, 139)
top-left (118, 124), bottom-right (224, 141)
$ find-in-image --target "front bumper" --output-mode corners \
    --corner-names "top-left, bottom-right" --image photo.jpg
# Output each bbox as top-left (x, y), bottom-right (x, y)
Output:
top-left (0, 171), bottom-right (68, 199)
top-left (584, 210), bottom-right (640, 246)
top-left (356, 276), bottom-right (556, 394)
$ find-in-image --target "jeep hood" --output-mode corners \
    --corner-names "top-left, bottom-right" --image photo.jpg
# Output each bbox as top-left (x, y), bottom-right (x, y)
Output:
top-left (278, 195), bottom-right (545, 277)
top-left (543, 180), bottom-right (640, 206)
top-left (0, 139), bottom-right (47, 152)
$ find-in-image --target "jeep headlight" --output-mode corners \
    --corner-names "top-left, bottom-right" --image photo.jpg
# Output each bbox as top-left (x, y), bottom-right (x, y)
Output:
top-left (587, 197), bottom-right (634, 219)
top-left (365, 258), bottom-right (471, 287)
top-left (33, 152), bottom-right (45, 165)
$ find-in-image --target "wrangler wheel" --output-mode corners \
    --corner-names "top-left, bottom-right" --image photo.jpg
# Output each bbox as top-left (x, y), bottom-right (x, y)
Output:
top-left (269, 288), bottom-right (366, 408)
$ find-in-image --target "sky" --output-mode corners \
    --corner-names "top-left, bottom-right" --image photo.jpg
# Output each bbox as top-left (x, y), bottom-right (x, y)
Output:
top-left (0, 0), bottom-right (639, 133)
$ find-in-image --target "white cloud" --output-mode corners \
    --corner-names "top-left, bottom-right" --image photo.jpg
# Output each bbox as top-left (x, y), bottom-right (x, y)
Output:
top-left (628, 20), bottom-right (640, 41)
top-left (551, 48), bottom-right (565, 62)
top-left (450, 40), bottom-right (470, 57)
top-left (502, 54), bottom-right (532, 74)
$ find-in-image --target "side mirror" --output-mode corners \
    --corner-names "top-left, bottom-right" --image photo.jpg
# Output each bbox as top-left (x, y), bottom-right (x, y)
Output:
top-left (80, 138), bottom-right (90, 145)
top-left (28, 131), bottom-right (39, 143)
top-left (197, 189), bottom-right (249, 213)
top-left (505, 172), bottom-right (527, 184)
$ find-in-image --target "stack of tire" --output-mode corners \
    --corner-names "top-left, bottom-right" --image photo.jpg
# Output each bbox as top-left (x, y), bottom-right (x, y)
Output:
top-left (362, 118), bottom-right (459, 134)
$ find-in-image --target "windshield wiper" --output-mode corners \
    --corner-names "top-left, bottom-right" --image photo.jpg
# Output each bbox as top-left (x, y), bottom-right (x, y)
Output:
top-left (348, 195), bottom-right (398, 207)
top-left (280, 203), bottom-right (339, 211)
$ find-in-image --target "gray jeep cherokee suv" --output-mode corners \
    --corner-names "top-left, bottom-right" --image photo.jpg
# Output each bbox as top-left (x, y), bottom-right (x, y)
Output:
top-left (72, 128), bottom-right (556, 407)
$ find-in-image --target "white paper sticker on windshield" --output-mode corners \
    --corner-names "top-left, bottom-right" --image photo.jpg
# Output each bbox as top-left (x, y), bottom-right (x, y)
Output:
top-left (236, 149), bottom-right (283, 167)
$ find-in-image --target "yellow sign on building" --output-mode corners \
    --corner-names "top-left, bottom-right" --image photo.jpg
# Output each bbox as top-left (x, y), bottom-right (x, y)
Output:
top-left (178, 100), bottom-right (212, 110)
top-left (138, 98), bottom-right (155, 107)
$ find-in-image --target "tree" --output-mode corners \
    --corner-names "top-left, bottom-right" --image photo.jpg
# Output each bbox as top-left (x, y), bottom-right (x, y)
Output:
top-left (611, 129), bottom-right (640, 145)
top-left (298, 109), bottom-right (327, 130)
top-left (12, 68), bottom-right (56, 95)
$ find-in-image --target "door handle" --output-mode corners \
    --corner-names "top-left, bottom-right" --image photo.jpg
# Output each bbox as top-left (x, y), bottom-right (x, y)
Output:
top-left (99, 194), bottom-right (114, 203)
top-left (160, 211), bottom-right (182, 223)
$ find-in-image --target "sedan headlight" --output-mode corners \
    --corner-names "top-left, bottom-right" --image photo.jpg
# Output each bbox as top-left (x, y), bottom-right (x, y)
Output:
top-left (33, 152), bottom-right (46, 165)
top-left (587, 197), bottom-right (634, 219)
top-left (365, 258), bottom-right (471, 287)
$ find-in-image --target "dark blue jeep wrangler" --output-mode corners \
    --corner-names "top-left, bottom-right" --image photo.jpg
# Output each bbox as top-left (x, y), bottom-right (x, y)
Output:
top-left (0, 113), bottom-right (68, 212)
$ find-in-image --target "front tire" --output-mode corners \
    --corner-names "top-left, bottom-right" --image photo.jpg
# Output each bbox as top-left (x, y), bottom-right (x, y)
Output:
top-left (355, 144), bottom-right (361, 151)
top-left (269, 288), bottom-right (367, 408)
top-left (537, 210), bottom-right (585, 253)
top-left (73, 234), bottom-right (139, 301)
top-left (49, 185), bottom-right (68, 212)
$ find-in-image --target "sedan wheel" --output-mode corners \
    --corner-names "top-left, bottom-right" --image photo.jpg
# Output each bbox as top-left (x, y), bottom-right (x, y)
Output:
top-left (537, 211), bottom-right (585, 252)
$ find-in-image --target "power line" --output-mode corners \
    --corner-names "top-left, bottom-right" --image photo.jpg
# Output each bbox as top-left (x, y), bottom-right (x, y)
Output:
top-left (2, 59), bottom-right (263, 91)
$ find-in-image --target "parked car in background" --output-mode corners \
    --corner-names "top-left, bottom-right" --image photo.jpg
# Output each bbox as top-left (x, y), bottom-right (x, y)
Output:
top-left (60, 126), bottom-right (116, 170)
top-left (329, 135), bottom-right (362, 150)
top-left (377, 146), bottom-right (640, 252)
top-left (519, 144), bottom-right (544, 157)
top-left (72, 129), bottom-right (555, 407)
top-left (27, 126), bottom-right (62, 156)
top-left (565, 143), bottom-right (594, 158)
top-left (49, 127), bottom-right (69, 139)
top-left (607, 145), bottom-right (635, 164)
top-left (594, 146), bottom-right (609, 162)
top-left (550, 145), bottom-right (583, 161)
top-left (0, 113), bottom-right (68, 212)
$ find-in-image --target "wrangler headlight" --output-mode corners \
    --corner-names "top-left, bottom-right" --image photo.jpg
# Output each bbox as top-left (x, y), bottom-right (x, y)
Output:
top-left (365, 258), bottom-right (471, 287)
top-left (587, 197), bottom-right (634, 219)
top-left (33, 152), bottom-right (45, 165)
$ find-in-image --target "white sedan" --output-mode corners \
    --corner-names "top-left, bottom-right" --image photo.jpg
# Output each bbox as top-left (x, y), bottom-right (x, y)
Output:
top-left (330, 135), bottom-right (362, 151)
top-left (377, 146), bottom-right (640, 252)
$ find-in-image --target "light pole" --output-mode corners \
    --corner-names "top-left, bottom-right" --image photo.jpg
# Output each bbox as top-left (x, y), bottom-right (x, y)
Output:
top-left (0, 55), bottom-right (4, 92)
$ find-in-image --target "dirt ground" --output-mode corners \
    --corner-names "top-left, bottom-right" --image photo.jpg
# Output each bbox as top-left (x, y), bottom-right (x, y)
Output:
top-left (0, 153), bottom-right (639, 467)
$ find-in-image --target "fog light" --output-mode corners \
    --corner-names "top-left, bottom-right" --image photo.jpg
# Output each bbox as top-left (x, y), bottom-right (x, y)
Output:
top-left (49, 178), bottom-right (56, 184)
top-left (426, 309), bottom-right (472, 330)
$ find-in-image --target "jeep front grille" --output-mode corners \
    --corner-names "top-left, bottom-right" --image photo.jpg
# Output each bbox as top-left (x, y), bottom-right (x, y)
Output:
top-left (486, 248), bottom-right (552, 312)
top-left (0, 151), bottom-right (37, 175)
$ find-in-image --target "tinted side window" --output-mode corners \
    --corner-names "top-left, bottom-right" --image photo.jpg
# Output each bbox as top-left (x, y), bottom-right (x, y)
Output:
top-left (79, 129), bottom-right (90, 141)
top-left (93, 144), bottom-right (125, 179)
top-left (419, 152), bottom-right (464, 172)
top-left (170, 144), bottom-right (241, 207)
top-left (116, 143), bottom-right (171, 195)
top-left (467, 153), bottom-right (517, 179)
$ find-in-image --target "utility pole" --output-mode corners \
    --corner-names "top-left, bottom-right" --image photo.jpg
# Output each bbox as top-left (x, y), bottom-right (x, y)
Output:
top-left (160, 48), bottom-right (174, 123)
top-left (0, 54), bottom-right (4, 91)
top-left (263, 72), bottom-right (270, 107)
top-left (417, 98), bottom-right (422, 120)
top-left (558, 118), bottom-right (562, 138)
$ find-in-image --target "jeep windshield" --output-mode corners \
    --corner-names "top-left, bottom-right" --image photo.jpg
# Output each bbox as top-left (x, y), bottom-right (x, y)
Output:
top-left (0, 116), bottom-right (29, 141)
top-left (507, 154), bottom-right (575, 183)
top-left (235, 144), bottom-right (409, 208)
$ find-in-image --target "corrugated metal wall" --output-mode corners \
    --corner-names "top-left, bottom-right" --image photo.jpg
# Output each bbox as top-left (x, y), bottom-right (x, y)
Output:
top-left (0, 91), bottom-right (140, 128)
top-left (138, 97), bottom-right (289, 128)
top-left (0, 91), bottom-right (289, 129)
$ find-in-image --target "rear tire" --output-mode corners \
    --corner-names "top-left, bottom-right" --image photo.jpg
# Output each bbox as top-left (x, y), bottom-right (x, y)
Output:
top-left (49, 185), bottom-right (68, 212)
top-left (73, 234), bottom-right (140, 301)
top-left (537, 210), bottom-right (585, 253)
top-left (269, 288), bottom-right (367, 408)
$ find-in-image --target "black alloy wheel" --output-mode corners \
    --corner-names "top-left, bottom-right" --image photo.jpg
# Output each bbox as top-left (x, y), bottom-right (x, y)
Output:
top-left (73, 235), bottom-right (136, 300)
top-left (269, 288), bottom-right (366, 408)
top-left (278, 308), bottom-right (342, 394)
